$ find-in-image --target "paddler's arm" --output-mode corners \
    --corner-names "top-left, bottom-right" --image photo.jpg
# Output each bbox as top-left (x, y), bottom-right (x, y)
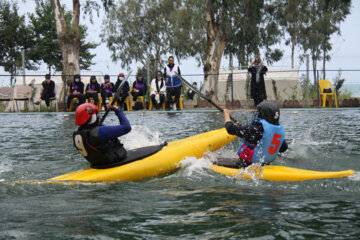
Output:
top-left (97, 105), bottom-right (131, 141)
top-left (223, 109), bottom-right (246, 137)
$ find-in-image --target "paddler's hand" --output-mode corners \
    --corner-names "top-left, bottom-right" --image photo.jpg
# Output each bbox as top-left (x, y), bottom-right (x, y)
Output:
top-left (223, 108), bottom-right (232, 123)
top-left (106, 103), bottom-right (117, 111)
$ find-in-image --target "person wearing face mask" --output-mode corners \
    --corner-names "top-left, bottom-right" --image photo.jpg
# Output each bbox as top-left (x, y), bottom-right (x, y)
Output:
top-left (248, 57), bottom-right (268, 106)
top-left (73, 102), bottom-right (131, 167)
top-left (67, 74), bottom-right (85, 110)
top-left (100, 74), bottom-right (115, 110)
top-left (150, 71), bottom-right (166, 109)
top-left (131, 74), bottom-right (147, 110)
top-left (114, 73), bottom-right (130, 110)
top-left (84, 75), bottom-right (101, 106)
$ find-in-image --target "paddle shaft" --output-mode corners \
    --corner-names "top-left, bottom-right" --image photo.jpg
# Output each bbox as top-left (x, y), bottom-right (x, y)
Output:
top-left (175, 73), bottom-right (238, 124)
top-left (100, 71), bottom-right (132, 125)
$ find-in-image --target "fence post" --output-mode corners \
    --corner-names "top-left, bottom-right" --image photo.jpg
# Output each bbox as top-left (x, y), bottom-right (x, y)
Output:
top-left (230, 54), bottom-right (234, 109)
top-left (316, 70), bottom-right (320, 106)
top-left (21, 49), bottom-right (25, 86)
top-left (306, 54), bottom-right (309, 104)
top-left (63, 74), bottom-right (67, 112)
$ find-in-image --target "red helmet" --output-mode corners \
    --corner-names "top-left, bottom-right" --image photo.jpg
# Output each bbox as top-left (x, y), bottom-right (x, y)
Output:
top-left (75, 103), bottom-right (99, 126)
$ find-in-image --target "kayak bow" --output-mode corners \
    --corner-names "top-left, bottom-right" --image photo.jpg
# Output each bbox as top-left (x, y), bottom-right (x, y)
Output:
top-left (210, 164), bottom-right (355, 182)
top-left (51, 128), bottom-right (236, 182)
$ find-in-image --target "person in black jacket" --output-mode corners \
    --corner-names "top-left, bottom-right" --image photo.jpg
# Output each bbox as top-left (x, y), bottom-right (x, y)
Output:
top-left (248, 57), bottom-right (268, 106)
top-left (222, 101), bottom-right (287, 168)
top-left (67, 74), bottom-right (85, 110)
top-left (84, 75), bottom-right (101, 106)
top-left (35, 74), bottom-right (56, 112)
top-left (100, 74), bottom-right (115, 110)
top-left (114, 73), bottom-right (130, 110)
top-left (131, 74), bottom-right (147, 110)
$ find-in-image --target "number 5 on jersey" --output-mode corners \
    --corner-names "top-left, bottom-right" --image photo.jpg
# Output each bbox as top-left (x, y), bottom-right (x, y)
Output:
top-left (269, 133), bottom-right (282, 155)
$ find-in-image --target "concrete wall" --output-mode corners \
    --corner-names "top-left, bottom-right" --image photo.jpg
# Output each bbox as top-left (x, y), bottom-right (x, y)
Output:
top-left (216, 69), bottom-right (302, 101)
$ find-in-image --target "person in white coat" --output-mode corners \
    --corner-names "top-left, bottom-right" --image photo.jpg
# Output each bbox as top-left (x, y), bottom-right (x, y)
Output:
top-left (150, 71), bottom-right (166, 109)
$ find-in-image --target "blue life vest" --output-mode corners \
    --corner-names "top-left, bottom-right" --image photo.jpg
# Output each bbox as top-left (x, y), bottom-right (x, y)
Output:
top-left (237, 119), bottom-right (285, 165)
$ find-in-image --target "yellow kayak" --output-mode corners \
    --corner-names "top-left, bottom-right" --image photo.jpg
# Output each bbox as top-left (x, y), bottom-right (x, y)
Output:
top-left (50, 128), bottom-right (236, 183)
top-left (210, 164), bottom-right (355, 182)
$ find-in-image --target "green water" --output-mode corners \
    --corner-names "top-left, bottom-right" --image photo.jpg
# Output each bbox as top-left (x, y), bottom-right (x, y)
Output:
top-left (1, 109), bottom-right (359, 239)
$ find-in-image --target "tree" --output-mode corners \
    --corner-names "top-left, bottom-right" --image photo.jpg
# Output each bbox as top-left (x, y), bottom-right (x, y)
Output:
top-left (202, 0), bottom-right (228, 97)
top-left (279, 0), bottom-right (310, 69)
top-left (318, 0), bottom-right (351, 79)
top-left (101, 0), bottom-right (205, 78)
top-left (48, 0), bottom-right (112, 79)
top-left (0, 1), bottom-right (38, 86)
top-left (300, 0), bottom-right (351, 83)
top-left (30, 1), bottom-right (97, 74)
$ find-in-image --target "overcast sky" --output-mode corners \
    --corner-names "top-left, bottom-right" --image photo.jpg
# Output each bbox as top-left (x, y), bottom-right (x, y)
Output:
top-left (1, 0), bottom-right (359, 87)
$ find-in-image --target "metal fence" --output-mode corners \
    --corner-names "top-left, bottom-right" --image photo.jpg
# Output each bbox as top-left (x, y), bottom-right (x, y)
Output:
top-left (0, 69), bottom-right (359, 111)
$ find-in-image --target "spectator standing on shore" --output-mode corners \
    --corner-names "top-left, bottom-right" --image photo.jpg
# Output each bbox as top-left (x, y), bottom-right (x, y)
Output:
top-left (35, 74), bottom-right (56, 112)
top-left (67, 74), bottom-right (85, 110)
top-left (84, 76), bottom-right (101, 106)
top-left (164, 56), bottom-right (182, 110)
top-left (101, 74), bottom-right (114, 110)
top-left (150, 71), bottom-right (166, 109)
top-left (248, 57), bottom-right (268, 106)
top-left (114, 73), bottom-right (130, 110)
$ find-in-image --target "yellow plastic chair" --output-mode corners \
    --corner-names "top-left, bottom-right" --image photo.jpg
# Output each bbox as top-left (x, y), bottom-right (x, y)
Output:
top-left (167, 95), bottom-right (183, 110)
top-left (68, 86), bottom-right (79, 111)
top-left (148, 87), bottom-right (165, 110)
top-left (319, 79), bottom-right (338, 108)
top-left (114, 96), bottom-right (130, 111)
top-left (87, 94), bottom-right (102, 109)
top-left (130, 86), bottom-right (145, 110)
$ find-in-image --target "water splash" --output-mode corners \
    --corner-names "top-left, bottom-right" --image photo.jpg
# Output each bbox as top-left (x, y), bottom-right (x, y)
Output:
top-left (175, 155), bottom-right (213, 180)
top-left (121, 125), bottom-right (163, 149)
top-left (0, 162), bottom-right (12, 182)
top-left (349, 171), bottom-right (360, 181)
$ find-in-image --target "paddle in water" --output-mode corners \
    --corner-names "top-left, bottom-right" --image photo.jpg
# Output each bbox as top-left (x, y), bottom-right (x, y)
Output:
top-left (100, 70), bottom-right (132, 125)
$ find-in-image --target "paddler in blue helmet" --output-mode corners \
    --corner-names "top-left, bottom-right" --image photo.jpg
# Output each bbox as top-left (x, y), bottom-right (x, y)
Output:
top-left (223, 100), bottom-right (288, 168)
top-left (73, 102), bottom-right (131, 168)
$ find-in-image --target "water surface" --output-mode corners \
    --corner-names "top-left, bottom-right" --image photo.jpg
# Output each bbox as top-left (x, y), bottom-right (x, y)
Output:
top-left (0, 109), bottom-right (359, 239)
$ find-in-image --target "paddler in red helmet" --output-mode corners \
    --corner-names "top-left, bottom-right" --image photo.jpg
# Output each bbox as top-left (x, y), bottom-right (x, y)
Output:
top-left (73, 102), bottom-right (131, 168)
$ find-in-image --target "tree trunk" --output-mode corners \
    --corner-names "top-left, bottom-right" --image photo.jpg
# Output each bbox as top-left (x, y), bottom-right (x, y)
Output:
top-left (50, 0), bottom-right (81, 101)
top-left (203, 0), bottom-right (227, 99)
top-left (312, 54), bottom-right (317, 85)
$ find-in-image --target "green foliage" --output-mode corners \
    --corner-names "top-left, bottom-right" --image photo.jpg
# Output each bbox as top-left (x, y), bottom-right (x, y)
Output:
top-left (338, 89), bottom-right (352, 100)
top-left (332, 70), bottom-right (345, 95)
top-left (299, 73), bottom-right (317, 99)
top-left (29, 1), bottom-right (97, 72)
top-left (224, 0), bottom-right (283, 67)
top-left (299, 0), bottom-right (351, 79)
top-left (0, 1), bottom-right (38, 85)
top-left (101, 0), bottom-right (205, 71)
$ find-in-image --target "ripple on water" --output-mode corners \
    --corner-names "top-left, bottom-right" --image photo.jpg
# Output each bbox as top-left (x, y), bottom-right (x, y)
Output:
top-left (0, 111), bottom-right (359, 239)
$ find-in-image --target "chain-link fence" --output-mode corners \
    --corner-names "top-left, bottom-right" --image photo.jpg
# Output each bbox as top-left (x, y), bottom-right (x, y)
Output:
top-left (0, 69), bottom-right (359, 112)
